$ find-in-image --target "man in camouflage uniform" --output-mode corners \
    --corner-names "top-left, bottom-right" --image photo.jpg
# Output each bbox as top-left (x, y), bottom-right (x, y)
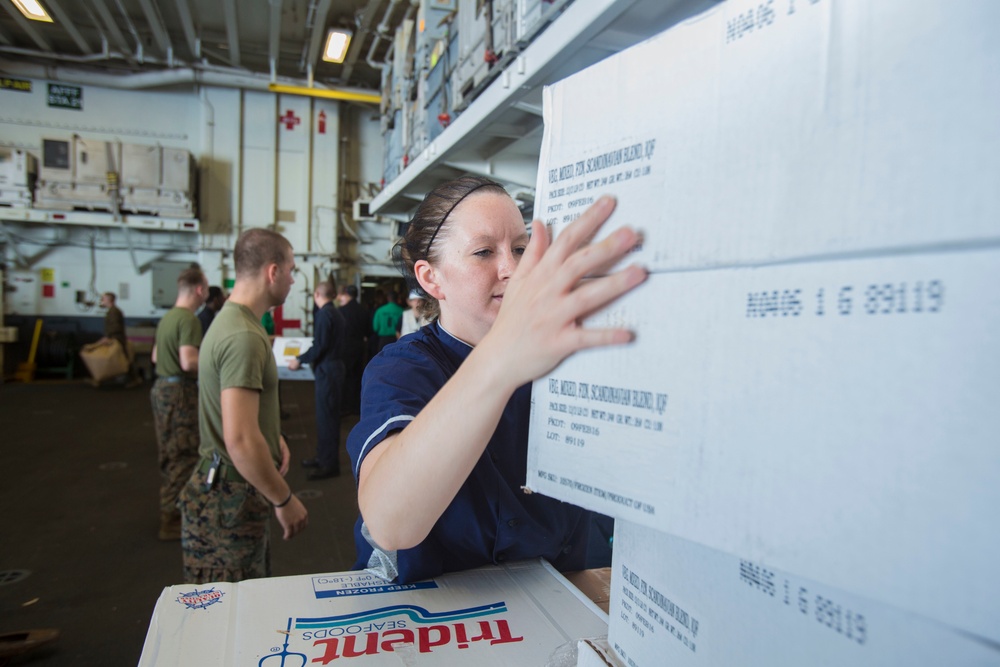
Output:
top-left (151, 267), bottom-right (208, 540)
top-left (179, 228), bottom-right (308, 583)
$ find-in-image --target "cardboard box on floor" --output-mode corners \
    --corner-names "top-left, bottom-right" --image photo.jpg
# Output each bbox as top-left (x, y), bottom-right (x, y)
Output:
top-left (526, 0), bottom-right (1000, 644)
top-left (138, 559), bottom-right (608, 666)
top-left (607, 520), bottom-right (1000, 667)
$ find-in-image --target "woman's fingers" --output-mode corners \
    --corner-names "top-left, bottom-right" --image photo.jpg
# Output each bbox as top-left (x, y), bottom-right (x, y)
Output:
top-left (549, 224), bottom-right (642, 295)
top-left (491, 193), bottom-right (646, 385)
top-left (566, 324), bottom-right (637, 351)
top-left (566, 264), bottom-right (649, 320)
top-left (520, 215), bottom-right (550, 274)
top-left (574, 225), bottom-right (641, 274)
top-left (552, 262), bottom-right (647, 329)
top-left (580, 227), bottom-right (643, 279)
top-left (545, 195), bottom-right (618, 264)
top-left (520, 196), bottom-right (632, 295)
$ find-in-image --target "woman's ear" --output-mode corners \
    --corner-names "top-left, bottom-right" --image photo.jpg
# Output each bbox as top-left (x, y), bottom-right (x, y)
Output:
top-left (414, 260), bottom-right (444, 301)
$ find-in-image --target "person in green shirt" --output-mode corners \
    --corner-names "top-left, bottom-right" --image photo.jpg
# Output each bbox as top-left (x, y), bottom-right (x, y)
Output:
top-left (372, 293), bottom-right (404, 352)
top-left (179, 228), bottom-right (308, 583)
top-left (150, 266), bottom-right (208, 540)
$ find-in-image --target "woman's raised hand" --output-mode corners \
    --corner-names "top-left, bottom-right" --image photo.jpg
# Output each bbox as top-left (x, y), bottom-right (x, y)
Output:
top-left (482, 195), bottom-right (647, 389)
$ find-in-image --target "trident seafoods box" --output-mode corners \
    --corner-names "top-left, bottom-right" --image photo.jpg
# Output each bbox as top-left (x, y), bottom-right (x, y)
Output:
top-left (526, 0), bottom-right (1000, 644)
top-left (139, 559), bottom-right (608, 665)
top-left (607, 521), bottom-right (1000, 666)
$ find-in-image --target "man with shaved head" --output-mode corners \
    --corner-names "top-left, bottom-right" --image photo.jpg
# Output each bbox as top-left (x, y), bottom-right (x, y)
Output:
top-left (180, 228), bottom-right (308, 583)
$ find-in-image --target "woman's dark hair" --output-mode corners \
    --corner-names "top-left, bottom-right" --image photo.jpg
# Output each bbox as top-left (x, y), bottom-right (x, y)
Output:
top-left (392, 176), bottom-right (509, 322)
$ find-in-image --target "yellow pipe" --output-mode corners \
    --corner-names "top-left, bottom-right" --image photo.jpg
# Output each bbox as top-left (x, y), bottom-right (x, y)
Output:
top-left (268, 83), bottom-right (380, 105)
top-left (27, 318), bottom-right (43, 364)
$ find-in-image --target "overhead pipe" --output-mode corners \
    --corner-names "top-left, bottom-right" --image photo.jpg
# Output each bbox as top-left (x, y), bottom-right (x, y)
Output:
top-left (89, 0), bottom-right (135, 64)
top-left (267, 82), bottom-right (379, 104)
top-left (0, 56), bottom-right (379, 100)
top-left (340, 0), bottom-right (382, 83)
top-left (365, 0), bottom-right (404, 70)
top-left (268, 0), bottom-right (283, 82)
top-left (113, 0), bottom-right (145, 61)
top-left (137, 0), bottom-right (174, 61)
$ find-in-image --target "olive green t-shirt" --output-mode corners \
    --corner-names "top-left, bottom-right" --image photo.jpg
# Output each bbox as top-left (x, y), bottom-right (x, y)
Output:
top-left (198, 301), bottom-right (281, 466)
top-left (153, 307), bottom-right (202, 378)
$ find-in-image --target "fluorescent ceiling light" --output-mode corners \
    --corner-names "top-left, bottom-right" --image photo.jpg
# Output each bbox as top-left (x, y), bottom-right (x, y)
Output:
top-left (11, 0), bottom-right (53, 22)
top-left (323, 28), bottom-right (352, 64)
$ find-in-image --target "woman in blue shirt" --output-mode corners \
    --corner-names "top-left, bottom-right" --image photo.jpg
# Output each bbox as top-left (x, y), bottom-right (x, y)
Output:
top-left (346, 176), bottom-right (646, 583)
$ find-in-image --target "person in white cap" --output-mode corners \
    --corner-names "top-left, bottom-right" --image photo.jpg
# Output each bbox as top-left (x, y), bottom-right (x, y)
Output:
top-left (397, 289), bottom-right (429, 339)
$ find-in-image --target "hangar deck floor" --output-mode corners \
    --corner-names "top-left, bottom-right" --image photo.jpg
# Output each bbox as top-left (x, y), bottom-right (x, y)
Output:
top-left (0, 378), bottom-right (359, 666)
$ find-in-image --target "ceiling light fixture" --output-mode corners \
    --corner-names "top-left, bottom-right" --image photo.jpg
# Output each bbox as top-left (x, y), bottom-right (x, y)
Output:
top-left (11, 0), bottom-right (53, 22)
top-left (322, 28), bottom-right (352, 64)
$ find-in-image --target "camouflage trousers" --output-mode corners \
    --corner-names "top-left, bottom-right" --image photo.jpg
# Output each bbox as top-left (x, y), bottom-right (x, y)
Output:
top-left (179, 474), bottom-right (271, 583)
top-left (150, 378), bottom-right (200, 515)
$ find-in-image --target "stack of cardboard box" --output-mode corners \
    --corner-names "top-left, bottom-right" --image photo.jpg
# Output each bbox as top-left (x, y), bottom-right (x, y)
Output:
top-left (528, 0), bottom-right (1000, 664)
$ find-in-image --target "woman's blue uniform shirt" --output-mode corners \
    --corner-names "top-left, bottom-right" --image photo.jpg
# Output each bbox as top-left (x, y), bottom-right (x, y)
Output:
top-left (346, 321), bottom-right (604, 583)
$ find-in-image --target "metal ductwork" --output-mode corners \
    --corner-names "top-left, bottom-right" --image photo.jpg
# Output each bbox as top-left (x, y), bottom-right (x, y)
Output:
top-left (0, 56), bottom-right (379, 102)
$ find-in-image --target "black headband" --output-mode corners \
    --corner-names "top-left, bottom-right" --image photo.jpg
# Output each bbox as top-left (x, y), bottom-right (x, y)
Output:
top-left (423, 182), bottom-right (495, 256)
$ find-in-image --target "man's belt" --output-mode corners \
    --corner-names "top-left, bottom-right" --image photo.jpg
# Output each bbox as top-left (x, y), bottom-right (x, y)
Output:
top-left (197, 456), bottom-right (246, 485)
top-left (157, 375), bottom-right (197, 384)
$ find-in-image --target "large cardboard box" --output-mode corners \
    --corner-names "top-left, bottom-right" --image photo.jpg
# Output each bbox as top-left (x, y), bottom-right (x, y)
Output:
top-left (529, 248), bottom-right (1000, 643)
top-left (607, 521), bottom-right (1000, 666)
top-left (139, 559), bottom-right (608, 665)
top-left (526, 0), bottom-right (1000, 644)
top-left (533, 1), bottom-right (1000, 272)
top-left (79, 339), bottom-right (129, 382)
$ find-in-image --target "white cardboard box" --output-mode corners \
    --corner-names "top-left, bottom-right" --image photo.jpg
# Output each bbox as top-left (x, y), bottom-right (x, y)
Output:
top-left (533, 0), bottom-right (1000, 271)
top-left (527, 0), bottom-right (1000, 644)
top-left (608, 521), bottom-right (1000, 666)
top-left (139, 559), bottom-right (608, 666)
top-left (528, 247), bottom-right (1000, 642)
top-left (273, 336), bottom-right (315, 381)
